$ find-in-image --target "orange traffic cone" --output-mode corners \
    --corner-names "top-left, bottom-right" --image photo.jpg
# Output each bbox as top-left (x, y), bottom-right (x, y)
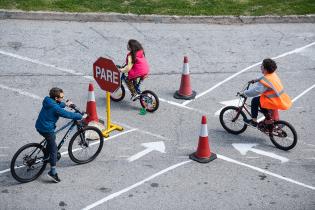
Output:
top-left (189, 116), bottom-right (217, 163)
top-left (85, 83), bottom-right (99, 124)
top-left (174, 56), bottom-right (196, 100)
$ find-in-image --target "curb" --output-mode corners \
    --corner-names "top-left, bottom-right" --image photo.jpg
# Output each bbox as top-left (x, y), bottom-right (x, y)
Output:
top-left (0, 9), bottom-right (315, 24)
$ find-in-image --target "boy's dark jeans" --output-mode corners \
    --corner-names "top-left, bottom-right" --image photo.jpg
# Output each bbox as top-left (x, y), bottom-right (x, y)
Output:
top-left (38, 131), bottom-right (57, 167)
top-left (251, 96), bottom-right (269, 119)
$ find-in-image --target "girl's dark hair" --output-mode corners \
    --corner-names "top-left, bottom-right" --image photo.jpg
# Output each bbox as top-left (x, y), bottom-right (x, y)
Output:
top-left (262, 58), bottom-right (277, 73)
top-left (128, 39), bottom-right (144, 64)
top-left (49, 87), bottom-right (63, 99)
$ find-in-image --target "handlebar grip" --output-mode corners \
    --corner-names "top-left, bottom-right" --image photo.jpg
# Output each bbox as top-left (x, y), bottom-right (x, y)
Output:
top-left (68, 104), bottom-right (85, 115)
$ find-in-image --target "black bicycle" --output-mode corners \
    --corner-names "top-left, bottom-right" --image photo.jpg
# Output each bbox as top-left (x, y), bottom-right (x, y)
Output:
top-left (10, 104), bottom-right (104, 183)
top-left (110, 68), bottom-right (159, 112)
top-left (219, 82), bottom-right (297, 151)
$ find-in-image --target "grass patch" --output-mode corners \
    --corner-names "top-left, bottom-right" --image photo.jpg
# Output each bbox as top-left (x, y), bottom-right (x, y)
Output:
top-left (0, 0), bottom-right (314, 16)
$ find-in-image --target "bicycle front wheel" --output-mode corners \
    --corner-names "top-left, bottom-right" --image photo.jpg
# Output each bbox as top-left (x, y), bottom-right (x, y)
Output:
top-left (219, 106), bottom-right (248, 134)
top-left (10, 143), bottom-right (47, 183)
top-left (140, 90), bottom-right (159, 112)
top-left (269, 120), bottom-right (297, 150)
top-left (68, 126), bottom-right (104, 164)
top-left (110, 85), bottom-right (125, 102)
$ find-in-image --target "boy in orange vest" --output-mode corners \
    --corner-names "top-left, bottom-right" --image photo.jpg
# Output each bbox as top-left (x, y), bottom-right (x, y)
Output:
top-left (242, 58), bottom-right (292, 127)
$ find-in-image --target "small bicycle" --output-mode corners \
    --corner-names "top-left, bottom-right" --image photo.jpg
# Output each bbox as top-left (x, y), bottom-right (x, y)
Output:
top-left (110, 68), bottom-right (159, 112)
top-left (10, 104), bottom-right (104, 183)
top-left (219, 82), bottom-right (297, 151)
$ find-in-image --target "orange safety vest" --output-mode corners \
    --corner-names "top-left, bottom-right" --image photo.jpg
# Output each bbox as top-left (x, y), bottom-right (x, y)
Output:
top-left (259, 72), bottom-right (292, 110)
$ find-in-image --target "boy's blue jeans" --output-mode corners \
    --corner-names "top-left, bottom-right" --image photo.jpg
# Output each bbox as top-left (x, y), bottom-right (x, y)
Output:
top-left (38, 131), bottom-right (57, 167)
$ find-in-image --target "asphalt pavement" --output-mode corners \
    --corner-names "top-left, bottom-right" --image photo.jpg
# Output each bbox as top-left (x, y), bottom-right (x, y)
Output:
top-left (0, 19), bottom-right (314, 210)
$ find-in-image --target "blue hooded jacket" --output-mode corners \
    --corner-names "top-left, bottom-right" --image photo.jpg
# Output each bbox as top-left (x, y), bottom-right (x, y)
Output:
top-left (35, 96), bottom-right (82, 133)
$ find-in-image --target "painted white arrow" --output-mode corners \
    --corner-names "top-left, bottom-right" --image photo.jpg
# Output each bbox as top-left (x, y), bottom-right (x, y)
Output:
top-left (127, 141), bottom-right (166, 162)
top-left (232, 143), bottom-right (289, 163)
top-left (215, 99), bottom-right (240, 116)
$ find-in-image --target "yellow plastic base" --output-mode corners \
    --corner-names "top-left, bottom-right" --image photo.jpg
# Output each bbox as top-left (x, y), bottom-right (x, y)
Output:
top-left (102, 123), bottom-right (124, 138)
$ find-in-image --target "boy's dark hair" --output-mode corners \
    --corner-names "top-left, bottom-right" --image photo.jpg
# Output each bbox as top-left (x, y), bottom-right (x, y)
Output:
top-left (49, 87), bottom-right (63, 99)
top-left (128, 39), bottom-right (144, 64)
top-left (262, 58), bottom-right (277, 73)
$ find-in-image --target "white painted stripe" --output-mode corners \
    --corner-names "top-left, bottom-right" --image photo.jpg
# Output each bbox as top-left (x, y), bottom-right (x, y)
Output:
top-left (199, 124), bottom-right (208, 137)
top-left (0, 168), bottom-right (10, 174)
top-left (0, 84), bottom-right (42, 100)
top-left (0, 154), bottom-right (7, 157)
top-left (158, 98), bottom-right (210, 115)
top-left (0, 49), bottom-right (85, 76)
top-left (0, 129), bottom-right (137, 175)
top-left (182, 61), bottom-right (261, 106)
top-left (292, 84), bottom-right (315, 103)
top-left (182, 63), bottom-right (189, 75)
top-left (217, 154), bottom-right (315, 190)
top-left (182, 41), bottom-right (315, 106)
top-left (87, 91), bottom-right (96, 102)
top-left (81, 160), bottom-right (192, 210)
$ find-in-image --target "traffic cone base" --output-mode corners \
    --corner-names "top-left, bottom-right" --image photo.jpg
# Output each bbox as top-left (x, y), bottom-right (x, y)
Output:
top-left (189, 152), bottom-right (217, 163)
top-left (174, 90), bottom-right (196, 100)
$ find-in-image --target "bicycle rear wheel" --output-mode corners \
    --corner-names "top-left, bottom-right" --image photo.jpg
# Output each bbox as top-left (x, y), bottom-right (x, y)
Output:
top-left (269, 120), bottom-right (297, 150)
top-left (140, 90), bottom-right (159, 112)
top-left (219, 106), bottom-right (248, 134)
top-left (68, 126), bottom-right (104, 164)
top-left (10, 143), bottom-right (47, 183)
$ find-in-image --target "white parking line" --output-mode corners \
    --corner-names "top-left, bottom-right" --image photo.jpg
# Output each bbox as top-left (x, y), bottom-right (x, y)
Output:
top-left (82, 152), bottom-right (314, 209)
top-left (82, 160), bottom-right (192, 210)
top-left (217, 154), bottom-right (315, 190)
top-left (0, 49), bottom-right (176, 107)
top-left (0, 84), bottom-right (42, 100)
top-left (292, 84), bottom-right (315, 102)
top-left (182, 41), bottom-right (315, 106)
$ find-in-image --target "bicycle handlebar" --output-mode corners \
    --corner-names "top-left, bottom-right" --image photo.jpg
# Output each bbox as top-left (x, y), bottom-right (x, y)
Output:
top-left (68, 103), bottom-right (85, 115)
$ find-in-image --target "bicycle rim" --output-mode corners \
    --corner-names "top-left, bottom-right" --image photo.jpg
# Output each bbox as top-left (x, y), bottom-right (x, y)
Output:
top-left (269, 120), bottom-right (297, 150)
top-left (140, 90), bottom-right (159, 112)
top-left (219, 106), bottom-right (248, 135)
top-left (110, 85), bottom-right (125, 102)
top-left (68, 126), bottom-right (104, 164)
top-left (10, 143), bottom-right (47, 183)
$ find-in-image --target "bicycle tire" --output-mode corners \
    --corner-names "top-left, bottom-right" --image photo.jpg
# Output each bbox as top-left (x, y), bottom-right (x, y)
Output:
top-left (219, 106), bottom-right (248, 135)
top-left (140, 90), bottom-right (159, 112)
top-left (269, 120), bottom-right (297, 151)
top-left (10, 143), bottom-right (47, 183)
top-left (110, 85), bottom-right (125, 102)
top-left (68, 126), bottom-right (104, 164)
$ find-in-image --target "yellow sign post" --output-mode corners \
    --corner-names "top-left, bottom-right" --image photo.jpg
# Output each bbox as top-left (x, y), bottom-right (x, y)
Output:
top-left (102, 92), bottom-right (123, 138)
top-left (93, 57), bottom-right (124, 138)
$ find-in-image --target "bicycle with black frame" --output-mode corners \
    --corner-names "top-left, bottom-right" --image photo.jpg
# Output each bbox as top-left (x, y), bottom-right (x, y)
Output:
top-left (10, 104), bottom-right (104, 183)
top-left (219, 81), bottom-right (297, 150)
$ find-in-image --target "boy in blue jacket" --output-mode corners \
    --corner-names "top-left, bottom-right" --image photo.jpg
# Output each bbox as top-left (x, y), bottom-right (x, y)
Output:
top-left (35, 87), bottom-right (83, 183)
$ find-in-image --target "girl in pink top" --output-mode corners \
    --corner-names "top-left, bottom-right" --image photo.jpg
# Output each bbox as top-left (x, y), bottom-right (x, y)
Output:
top-left (119, 39), bottom-right (150, 100)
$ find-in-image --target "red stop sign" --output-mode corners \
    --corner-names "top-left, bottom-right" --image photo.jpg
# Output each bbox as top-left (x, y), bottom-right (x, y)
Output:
top-left (93, 57), bottom-right (121, 92)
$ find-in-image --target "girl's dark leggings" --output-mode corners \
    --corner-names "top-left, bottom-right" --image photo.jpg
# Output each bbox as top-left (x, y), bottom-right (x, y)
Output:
top-left (38, 132), bottom-right (57, 167)
top-left (251, 96), bottom-right (269, 118)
